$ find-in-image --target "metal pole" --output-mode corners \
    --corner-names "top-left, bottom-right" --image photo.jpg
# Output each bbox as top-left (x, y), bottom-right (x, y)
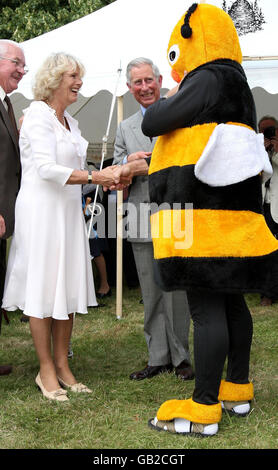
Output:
top-left (116, 95), bottom-right (124, 319)
top-left (87, 66), bottom-right (122, 239)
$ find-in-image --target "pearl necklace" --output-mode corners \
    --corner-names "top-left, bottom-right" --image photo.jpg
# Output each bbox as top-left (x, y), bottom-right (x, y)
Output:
top-left (45, 101), bottom-right (66, 127)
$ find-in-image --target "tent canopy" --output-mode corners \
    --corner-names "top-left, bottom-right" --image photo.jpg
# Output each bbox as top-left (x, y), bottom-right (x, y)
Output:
top-left (10, 0), bottom-right (278, 150)
top-left (17, 0), bottom-right (278, 99)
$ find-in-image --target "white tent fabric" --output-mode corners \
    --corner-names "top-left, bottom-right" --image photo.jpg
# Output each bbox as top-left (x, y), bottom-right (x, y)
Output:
top-left (244, 60), bottom-right (278, 94)
top-left (12, 0), bottom-right (278, 147)
top-left (17, 0), bottom-right (278, 99)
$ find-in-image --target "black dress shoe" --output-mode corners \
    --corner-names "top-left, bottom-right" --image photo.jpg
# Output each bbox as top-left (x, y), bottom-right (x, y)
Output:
top-left (0, 365), bottom-right (12, 376)
top-left (96, 289), bottom-right (112, 299)
top-left (130, 364), bottom-right (173, 380)
top-left (175, 360), bottom-right (195, 381)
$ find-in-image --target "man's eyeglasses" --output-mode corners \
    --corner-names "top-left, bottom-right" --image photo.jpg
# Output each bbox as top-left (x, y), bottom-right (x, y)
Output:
top-left (0, 56), bottom-right (28, 73)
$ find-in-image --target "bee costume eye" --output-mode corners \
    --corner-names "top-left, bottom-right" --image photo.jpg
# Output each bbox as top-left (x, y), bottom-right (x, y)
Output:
top-left (168, 45), bottom-right (180, 65)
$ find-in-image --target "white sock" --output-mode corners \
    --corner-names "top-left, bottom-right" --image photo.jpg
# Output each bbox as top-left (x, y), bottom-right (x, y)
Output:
top-left (232, 403), bottom-right (250, 415)
top-left (154, 416), bottom-right (218, 435)
top-left (174, 418), bottom-right (191, 433)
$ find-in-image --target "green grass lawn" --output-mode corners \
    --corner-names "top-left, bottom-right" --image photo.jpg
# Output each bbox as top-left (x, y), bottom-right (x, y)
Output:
top-left (0, 289), bottom-right (278, 450)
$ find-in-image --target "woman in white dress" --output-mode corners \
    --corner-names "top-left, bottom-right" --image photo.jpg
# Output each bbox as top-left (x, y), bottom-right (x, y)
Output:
top-left (2, 53), bottom-right (118, 401)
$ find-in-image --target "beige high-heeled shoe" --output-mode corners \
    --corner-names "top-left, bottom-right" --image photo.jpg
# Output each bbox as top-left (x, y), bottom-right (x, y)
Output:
top-left (35, 373), bottom-right (69, 402)
top-left (57, 376), bottom-right (92, 393)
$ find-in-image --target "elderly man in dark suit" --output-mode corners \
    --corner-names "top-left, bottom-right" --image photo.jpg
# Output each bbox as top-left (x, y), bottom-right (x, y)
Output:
top-left (0, 39), bottom-right (27, 375)
top-left (113, 58), bottom-right (193, 381)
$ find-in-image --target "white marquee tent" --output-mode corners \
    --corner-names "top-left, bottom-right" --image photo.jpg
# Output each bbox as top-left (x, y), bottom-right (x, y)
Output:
top-left (12, 0), bottom-right (278, 147)
top-left (10, 0), bottom-right (278, 317)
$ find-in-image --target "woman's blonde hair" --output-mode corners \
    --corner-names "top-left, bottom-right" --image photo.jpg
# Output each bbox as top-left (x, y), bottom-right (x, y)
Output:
top-left (33, 52), bottom-right (85, 101)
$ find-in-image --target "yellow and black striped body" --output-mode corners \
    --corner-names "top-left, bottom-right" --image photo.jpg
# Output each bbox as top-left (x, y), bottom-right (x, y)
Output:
top-left (144, 60), bottom-right (278, 297)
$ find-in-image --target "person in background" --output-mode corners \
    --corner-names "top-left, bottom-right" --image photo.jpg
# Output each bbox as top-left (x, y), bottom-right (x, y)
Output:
top-left (0, 39), bottom-right (27, 376)
top-left (2, 52), bottom-right (124, 401)
top-left (258, 115), bottom-right (278, 306)
top-left (82, 180), bottom-right (111, 298)
top-left (113, 57), bottom-right (194, 382)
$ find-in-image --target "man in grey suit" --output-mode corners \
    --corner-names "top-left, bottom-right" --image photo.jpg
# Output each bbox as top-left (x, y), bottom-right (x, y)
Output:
top-left (113, 58), bottom-right (194, 380)
top-left (0, 40), bottom-right (26, 375)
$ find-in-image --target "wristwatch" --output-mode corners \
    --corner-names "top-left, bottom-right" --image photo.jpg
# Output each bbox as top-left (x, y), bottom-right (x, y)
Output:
top-left (88, 170), bottom-right (93, 184)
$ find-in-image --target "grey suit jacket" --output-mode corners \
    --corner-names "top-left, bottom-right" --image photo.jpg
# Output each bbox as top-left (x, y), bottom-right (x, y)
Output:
top-left (0, 99), bottom-right (21, 239)
top-left (113, 110), bottom-right (157, 242)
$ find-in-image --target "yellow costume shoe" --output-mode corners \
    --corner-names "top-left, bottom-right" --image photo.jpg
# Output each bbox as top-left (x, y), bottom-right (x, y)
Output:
top-left (148, 398), bottom-right (222, 437)
top-left (218, 380), bottom-right (254, 417)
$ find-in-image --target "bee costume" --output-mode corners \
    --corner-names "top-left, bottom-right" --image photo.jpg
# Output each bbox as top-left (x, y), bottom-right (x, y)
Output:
top-left (142, 3), bottom-right (277, 436)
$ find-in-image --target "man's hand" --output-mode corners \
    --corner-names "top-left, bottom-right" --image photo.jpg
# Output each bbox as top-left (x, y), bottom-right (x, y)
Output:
top-left (94, 165), bottom-right (132, 192)
top-left (0, 215), bottom-right (6, 238)
top-left (113, 164), bottom-right (133, 186)
top-left (101, 157), bottom-right (150, 192)
top-left (127, 151), bottom-right (151, 162)
top-left (105, 158), bottom-right (149, 192)
top-left (102, 165), bottom-right (133, 192)
top-left (92, 165), bottom-right (125, 187)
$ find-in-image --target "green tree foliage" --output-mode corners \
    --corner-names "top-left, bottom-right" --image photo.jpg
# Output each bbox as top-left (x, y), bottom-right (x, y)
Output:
top-left (0, 0), bottom-right (116, 42)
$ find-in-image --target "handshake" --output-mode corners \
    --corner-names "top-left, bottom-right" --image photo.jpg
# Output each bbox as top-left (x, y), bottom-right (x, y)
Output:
top-left (94, 151), bottom-right (150, 192)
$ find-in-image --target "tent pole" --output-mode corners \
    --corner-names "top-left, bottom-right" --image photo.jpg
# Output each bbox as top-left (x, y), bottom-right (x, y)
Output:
top-left (116, 95), bottom-right (124, 319)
